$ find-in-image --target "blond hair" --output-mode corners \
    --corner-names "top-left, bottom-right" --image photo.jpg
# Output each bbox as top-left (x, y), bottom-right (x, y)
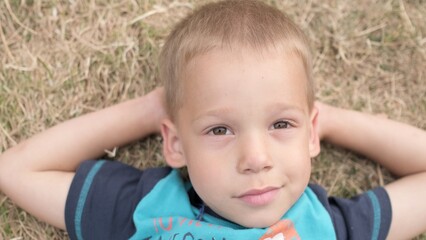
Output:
top-left (159, 0), bottom-right (314, 120)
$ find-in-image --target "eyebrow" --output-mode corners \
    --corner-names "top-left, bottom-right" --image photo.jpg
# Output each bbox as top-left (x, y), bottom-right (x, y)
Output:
top-left (193, 103), bottom-right (305, 123)
top-left (193, 107), bottom-right (236, 123)
top-left (267, 102), bottom-right (306, 116)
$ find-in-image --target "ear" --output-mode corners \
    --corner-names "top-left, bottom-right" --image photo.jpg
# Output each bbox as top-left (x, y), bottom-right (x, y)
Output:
top-left (161, 119), bottom-right (186, 168)
top-left (308, 106), bottom-right (321, 157)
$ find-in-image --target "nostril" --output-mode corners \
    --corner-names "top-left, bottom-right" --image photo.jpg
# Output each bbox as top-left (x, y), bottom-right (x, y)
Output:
top-left (264, 165), bottom-right (272, 171)
top-left (237, 136), bottom-right (272, 174)
top-left (238, 156), bottom-right (273, 174)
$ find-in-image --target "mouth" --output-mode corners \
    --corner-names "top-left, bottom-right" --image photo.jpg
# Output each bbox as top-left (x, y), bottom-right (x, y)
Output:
top-left (235, 186), bottom-right (280, 207)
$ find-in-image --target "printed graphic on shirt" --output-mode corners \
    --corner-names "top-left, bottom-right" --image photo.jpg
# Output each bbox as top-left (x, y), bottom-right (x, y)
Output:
top-left (142, 217), bottom-right (300, 240)
top-left (147, 217), bottom-right (226, 239)
top-left (260, 220), bottom-right (300, 240)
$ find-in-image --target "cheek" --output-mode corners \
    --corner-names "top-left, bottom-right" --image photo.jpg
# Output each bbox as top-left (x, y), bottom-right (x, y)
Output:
top-left (291, 150), bottom-right (311, 184)
top-left (274, 134), bottom-right (312, 177)
top-left (185, 147), bottom-right (233, 196)
top-left (187, 157), bottom-right (230, 184)
top-left (185, 149), bottom-right (224, 184)
top-left (187, 160), bottom-right (228, 206)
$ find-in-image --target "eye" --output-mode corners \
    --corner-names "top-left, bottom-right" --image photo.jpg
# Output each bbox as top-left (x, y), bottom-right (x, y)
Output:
top-left (208, 126), bottom-right (231, 135)
top-left (272, 120), bottom-right (291, 129)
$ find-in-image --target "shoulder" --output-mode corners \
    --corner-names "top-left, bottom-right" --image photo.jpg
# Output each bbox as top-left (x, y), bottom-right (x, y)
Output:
top-left (65, 160), bottom-right (173, 240)
top-left (309, 184), bottom-right (392, 240)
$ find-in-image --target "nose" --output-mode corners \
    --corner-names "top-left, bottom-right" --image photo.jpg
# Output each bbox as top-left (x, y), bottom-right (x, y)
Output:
top-left (237, 132), bottom-right (273, 174)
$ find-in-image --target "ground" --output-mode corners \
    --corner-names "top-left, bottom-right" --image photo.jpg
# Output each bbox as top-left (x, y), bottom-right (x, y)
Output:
top-left (0, 0), bottom-right (425, 239)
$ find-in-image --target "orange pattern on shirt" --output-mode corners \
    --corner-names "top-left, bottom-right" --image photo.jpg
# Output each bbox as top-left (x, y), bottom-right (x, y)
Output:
top-left (259, 219), bottom-right (300, 240)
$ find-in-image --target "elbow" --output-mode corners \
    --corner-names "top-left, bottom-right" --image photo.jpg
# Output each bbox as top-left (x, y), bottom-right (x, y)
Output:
top-left (0, 152), bottom-right (10, 191)
top-left (0, 150), bottom-right (14, 191)
top-left (0, 143), bottom-right (29, 190)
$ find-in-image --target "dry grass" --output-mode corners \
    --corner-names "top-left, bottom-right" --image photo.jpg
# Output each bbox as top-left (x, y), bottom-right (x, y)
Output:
top-left (0, 0), bottom-right (425, 239)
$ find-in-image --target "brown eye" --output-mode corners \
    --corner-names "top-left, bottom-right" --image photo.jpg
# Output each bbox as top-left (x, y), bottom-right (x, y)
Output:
top-left (273, 121), bottom-right (290, 129)
top-left (211, 127), bottom-right (228, 135)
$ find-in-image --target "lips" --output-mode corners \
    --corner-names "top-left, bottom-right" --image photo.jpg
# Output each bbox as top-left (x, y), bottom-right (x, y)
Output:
top-left (236, 187), bottom-right (280, 206)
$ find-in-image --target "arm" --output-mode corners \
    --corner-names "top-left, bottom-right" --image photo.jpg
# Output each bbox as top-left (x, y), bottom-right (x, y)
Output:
top-left (0, 88), bottom-right (166, 230)
top-left (316, 102), bottom-right (426, 240)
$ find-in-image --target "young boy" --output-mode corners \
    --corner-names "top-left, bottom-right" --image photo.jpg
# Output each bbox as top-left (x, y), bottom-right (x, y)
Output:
top-left (0, 0), bottom-right (425, 239)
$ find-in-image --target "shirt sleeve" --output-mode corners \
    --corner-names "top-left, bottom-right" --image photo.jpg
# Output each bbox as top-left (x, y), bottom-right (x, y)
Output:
top-left (65, 160), bottom-right (171, 240)
top-left (309, 184), bottom-right (392, 240)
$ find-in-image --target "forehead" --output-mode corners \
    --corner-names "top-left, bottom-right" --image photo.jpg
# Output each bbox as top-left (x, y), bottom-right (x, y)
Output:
top-left (178, 48), bottom-right (310, 119)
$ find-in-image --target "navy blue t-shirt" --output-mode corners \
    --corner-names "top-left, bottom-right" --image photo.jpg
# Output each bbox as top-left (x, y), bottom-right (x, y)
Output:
top-left (65, 160), bottom-right (391, 240)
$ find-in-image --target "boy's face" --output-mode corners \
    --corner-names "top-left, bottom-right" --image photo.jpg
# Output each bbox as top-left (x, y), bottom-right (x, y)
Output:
top-left (162, 48), bottom-right (319, 228)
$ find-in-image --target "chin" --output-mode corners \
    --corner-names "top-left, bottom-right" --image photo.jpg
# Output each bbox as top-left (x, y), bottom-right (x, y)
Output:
top-left (235, 213), bottom-right (282, 229)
